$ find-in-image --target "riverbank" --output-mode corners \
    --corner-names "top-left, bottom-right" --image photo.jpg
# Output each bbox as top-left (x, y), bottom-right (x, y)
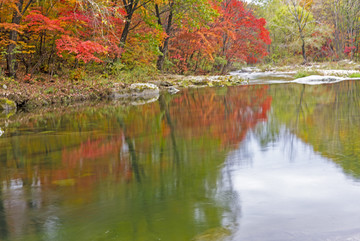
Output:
top-left (0, 74), bottom-right (245, 111)
top-left (1, 60), bottom-right (360, 112)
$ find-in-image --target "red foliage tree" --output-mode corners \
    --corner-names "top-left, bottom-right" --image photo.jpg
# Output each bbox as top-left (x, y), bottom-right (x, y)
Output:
top-left (168, 0), bottom-right (271, 73)
top-left (218, 0), bottom-right (271, 68)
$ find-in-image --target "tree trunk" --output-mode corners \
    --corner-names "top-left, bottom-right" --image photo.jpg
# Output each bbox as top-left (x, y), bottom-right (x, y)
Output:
top-left (120, 14), bottom-right (132, 47)
top-left (157, 36), bottom-right (170, 71)
top-left (156, 3), bottom-right (174, 71)
top-left (221, 61), bottom-right (231, 75)
top-left (6, 0), bottom-right (33, 78)
top-left (301, 37), bottom-right (307, 64)
top-left (6, 35), bottom-right (18, 78)
top-left (112, 15), bottom-right (132, 62)
top-left (6, 0), bottom-right (24, 78)
top-left (112, 0), bottom-right (143, 61)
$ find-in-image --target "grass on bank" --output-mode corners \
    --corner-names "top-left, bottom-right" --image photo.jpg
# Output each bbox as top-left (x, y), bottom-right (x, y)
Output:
top-left (294, 70), bottom-right (321, 79)
top-left (348, 73), bottom-right (360, 78)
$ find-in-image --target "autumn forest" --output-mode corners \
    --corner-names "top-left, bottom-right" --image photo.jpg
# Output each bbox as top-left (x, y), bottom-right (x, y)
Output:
top-left (1, 0), bottom-right (360, 81)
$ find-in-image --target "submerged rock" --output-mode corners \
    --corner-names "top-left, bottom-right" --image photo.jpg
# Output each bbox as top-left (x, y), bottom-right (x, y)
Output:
top-left (167, 86), bottom-right (180, 94)
top-left (192, 227), bottom-right (231, 241)
top-left (53, 178), bottom-right (76, 186)
top-left (0, 98), bottom-right (16, 111)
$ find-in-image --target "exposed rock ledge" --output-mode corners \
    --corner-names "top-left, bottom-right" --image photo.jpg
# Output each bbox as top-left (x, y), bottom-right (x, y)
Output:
top-left (293, 75), bottom-right (345, 85)
top-left (111, 83), bottom-right (160, 100)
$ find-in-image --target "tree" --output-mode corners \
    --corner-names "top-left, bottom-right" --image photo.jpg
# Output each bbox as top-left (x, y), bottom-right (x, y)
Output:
top-left (283, 0), bottom-right (313, 63)
top-left (166, 0), bottom-right (271, 74)
top-left (154, 0), bottom-right (174, 70)
top-left (2, 0), bottom-right (34, 77)
top-left (324, 0), bottom-right (360, 59)
top-left (152, 0), bottom-right (218, 71)
top-left (217, 0), bottom-right (271, 72)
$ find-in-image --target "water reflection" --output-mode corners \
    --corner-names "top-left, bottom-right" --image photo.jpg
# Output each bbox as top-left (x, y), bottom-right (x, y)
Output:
top-left (1, 82), bottom-right (360, 240)
top-left (224, 81), bottom-right (360, 240)
top-left (226, 130), bottom-right (360, 241)
top-left (267, 81), bottom-right (360, 179)
top-left (0, 86), bottom-right (270, 240)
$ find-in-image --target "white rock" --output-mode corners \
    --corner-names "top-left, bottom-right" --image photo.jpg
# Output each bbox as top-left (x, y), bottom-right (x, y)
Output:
top-left (128, 83), bottom-right (159, 98)
top-left (129, 83), bottom-right (159, 92)
top-left (294, 75), bottom-right (344, 85)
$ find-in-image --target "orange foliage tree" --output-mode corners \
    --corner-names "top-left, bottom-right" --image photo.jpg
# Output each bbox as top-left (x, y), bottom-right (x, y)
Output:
top-left (0, 0), bottom-right (271, 78)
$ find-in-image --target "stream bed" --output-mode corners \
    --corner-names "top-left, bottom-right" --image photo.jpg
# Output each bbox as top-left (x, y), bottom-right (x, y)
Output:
top-left (1, 77), bottom-right (360, 240)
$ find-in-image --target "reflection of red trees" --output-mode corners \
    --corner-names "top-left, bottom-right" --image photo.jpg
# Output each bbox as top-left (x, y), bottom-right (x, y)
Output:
top-left (170, 86), bottom-right (271, 146)
top-left (41, 135), bottom-right (133, 190)
top-left (7, 86), bottom-right (271, 190)
top-left (62, 137), bottom-right (123, 165)
top-left (51, 86), bottom-right (271, 188)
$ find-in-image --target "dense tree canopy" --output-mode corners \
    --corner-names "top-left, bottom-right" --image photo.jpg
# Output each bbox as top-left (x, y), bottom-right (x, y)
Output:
top-left (0, 0), bottom-right (271, 78)
top-left (2, 0), bottom-right (360, 79)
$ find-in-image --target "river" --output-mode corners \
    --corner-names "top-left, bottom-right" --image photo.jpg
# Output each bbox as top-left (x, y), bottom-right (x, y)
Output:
top-left (1, 78), bottom-right (360, 240)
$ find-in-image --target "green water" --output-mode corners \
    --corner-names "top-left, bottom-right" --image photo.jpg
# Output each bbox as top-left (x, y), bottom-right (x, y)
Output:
top-left (1, 82), bottom-right (360, 240)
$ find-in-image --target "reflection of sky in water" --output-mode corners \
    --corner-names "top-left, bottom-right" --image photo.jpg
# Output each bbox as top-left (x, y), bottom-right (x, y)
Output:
top-left (223, 129), bottom-right (360, 241)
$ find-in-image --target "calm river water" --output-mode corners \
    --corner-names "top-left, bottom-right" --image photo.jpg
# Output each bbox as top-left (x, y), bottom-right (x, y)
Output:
top-left (1, 80), bottom-right (360, 241)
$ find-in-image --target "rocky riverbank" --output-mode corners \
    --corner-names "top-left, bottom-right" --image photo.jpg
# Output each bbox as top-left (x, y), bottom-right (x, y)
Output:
top-left (0, 74), bottom-right (246, 112)
top-left (2, 60), bottom-right (360, 113)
